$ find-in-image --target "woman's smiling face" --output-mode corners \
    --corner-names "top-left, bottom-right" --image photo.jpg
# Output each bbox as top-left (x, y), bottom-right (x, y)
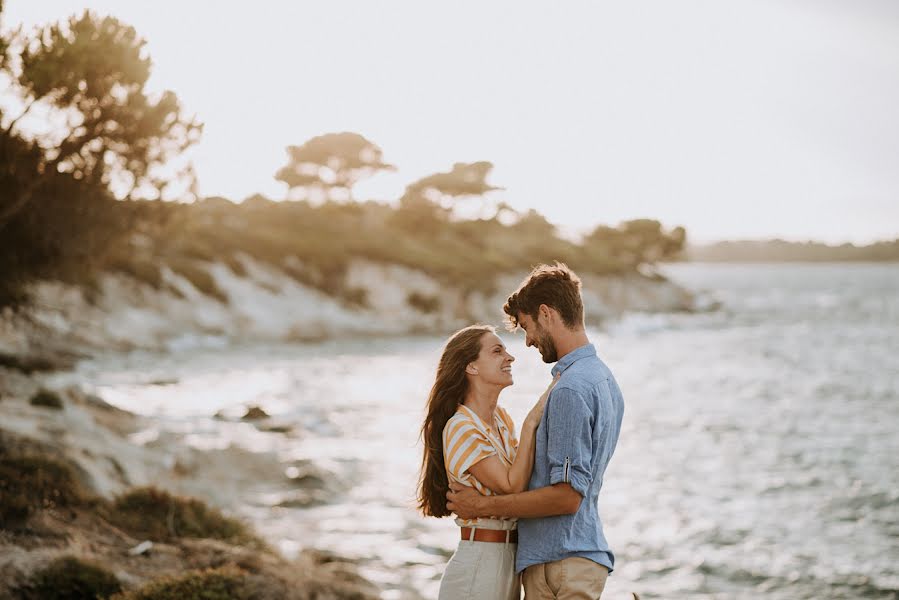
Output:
top-left (469, 332), bottom-right (515, 387)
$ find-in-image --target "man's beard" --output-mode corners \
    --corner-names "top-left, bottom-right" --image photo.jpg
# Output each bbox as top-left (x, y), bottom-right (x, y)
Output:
top-left (535, 328), bottom-right (559, 363)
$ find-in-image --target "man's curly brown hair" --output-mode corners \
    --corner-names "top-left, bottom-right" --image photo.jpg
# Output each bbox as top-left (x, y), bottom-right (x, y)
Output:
top-left (502, 262), bottom-right (584, 331)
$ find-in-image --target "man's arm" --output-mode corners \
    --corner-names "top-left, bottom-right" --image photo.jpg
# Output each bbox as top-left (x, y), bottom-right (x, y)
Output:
top-left (447, 481), bottom-right (581, 519)
top-left (447, 385), bottom-right (597, 519)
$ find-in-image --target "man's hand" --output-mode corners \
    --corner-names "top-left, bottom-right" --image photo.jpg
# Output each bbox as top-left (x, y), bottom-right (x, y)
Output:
top-left (446, 482), bottom-right (488, 520)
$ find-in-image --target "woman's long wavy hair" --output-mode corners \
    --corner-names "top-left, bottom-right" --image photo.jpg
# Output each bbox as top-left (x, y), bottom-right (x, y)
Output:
top-left (417, 324), bottom-right (494, 517)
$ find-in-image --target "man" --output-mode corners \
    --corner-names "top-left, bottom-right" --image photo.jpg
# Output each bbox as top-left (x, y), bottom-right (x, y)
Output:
top-left (447, 262), bottom-right (624, 599)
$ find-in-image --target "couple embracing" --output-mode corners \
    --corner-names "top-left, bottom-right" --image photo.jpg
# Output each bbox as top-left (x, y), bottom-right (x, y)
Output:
top-left (417, 263), bottom-right (625, 599)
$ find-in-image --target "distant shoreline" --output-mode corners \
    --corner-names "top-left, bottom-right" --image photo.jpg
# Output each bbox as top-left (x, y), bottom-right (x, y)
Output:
top-left (678, 258), bottom-right (899, 264)
top-left (685, 239), bottom-right (899, 262)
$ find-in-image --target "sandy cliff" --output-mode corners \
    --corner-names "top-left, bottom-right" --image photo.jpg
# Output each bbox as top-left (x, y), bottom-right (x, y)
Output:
top-left (0, 257), bottom-right (696, 361)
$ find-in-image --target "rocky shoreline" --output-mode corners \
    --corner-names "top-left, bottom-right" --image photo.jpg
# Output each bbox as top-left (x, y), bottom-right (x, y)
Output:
top-left (0, 261), bottom-right (700, 598)
top-left (0, 368), bottom-right (382, 599)
top-left (0, 257), bottom-right (698, 366)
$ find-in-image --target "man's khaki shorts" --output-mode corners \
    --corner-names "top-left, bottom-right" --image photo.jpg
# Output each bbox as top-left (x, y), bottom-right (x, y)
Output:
top-left (522, 556), bottom-right (608, 599)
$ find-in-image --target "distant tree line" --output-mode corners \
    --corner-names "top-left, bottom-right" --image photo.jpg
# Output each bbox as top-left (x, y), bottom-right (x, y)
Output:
top-left (687, 239), bottom-right (899, 262)
top-left (0, 4), bottom-right (687, 309)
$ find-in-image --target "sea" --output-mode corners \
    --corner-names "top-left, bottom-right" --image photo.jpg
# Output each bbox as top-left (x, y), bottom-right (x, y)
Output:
top-left (54, 263), bottom-right (899, 599)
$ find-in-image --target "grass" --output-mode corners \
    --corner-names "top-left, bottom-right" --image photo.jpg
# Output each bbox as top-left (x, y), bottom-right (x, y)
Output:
top-left (0, 446), bottom-right (378, 599)
top-left (0, 455), bottom-right (255, 550)
top-left (107, 487), bottom-right (253, 544)
top-left (110, 566), bottom-right (248, 600)
top-left (0, 455), bottom-right (86, 527)
top-left (25, 556), bottom-right (122, 600)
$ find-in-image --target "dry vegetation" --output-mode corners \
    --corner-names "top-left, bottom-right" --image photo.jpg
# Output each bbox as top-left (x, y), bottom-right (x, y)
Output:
top-left (94, 197), bottom-right (686, 308)
top-left (0, 443), bottom-right (378, 599)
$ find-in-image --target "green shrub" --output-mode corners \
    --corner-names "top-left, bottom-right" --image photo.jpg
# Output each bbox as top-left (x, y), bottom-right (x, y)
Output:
top-left (110, 565), bottom-right (248, 600)
top-left (30, 389), bottom-right (64, 410)
top-left (26, 555), bottom-right (122, 600)
top-left (241, 405), bottom-right (269, 420)
top-left (180, 239), bottom-right (217, 263)
top-left (166, 259), bottom-right (228, 304)
top-left (104, 254), bottom-right (164, 289)
top-left (341, 286), bottom-right (369, 308)
top-left (0, 456), bottom-right (85, 526)
top-left (108, 487), bottom-right (250, 543)
top-left (406, 291), bottom-right (441, 313)
top-left (0, 353), bottom-right (61, 374)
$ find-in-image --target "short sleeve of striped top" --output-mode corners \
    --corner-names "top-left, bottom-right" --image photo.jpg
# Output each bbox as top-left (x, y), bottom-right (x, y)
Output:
top-left (442, 411), bottom-right (497, 485)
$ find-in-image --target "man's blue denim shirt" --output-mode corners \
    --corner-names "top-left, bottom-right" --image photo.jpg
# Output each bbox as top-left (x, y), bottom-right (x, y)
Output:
top-left (516, 343), bottom-right (625, 574)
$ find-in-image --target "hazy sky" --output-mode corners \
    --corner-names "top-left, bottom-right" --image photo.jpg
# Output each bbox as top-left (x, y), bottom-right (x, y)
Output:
top-left (4, 1), bottom-right (899, 243)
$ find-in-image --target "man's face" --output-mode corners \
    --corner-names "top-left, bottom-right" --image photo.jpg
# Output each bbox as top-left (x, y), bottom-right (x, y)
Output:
top-left (517, 312), bottom-right (559, 363)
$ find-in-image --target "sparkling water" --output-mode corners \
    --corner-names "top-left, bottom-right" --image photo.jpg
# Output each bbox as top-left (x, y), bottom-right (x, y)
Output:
top-left (63, 263), bottom-right (899, 599)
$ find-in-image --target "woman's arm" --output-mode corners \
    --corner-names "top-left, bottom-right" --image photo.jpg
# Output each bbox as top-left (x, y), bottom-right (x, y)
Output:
top-left (467, 421), bottom-right (537, 494)
top-left (466, 374), bottom-right (560, 494)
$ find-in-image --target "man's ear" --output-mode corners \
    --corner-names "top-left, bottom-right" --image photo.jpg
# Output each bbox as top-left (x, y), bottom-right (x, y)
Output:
top-left (538, 304), bottom-right (555, 324)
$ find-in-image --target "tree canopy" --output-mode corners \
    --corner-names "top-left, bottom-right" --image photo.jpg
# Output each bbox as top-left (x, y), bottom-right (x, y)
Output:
top-left (584, 219), bottom-right (687, 271)
top-left (403, 160), bottom-right (502, 201)
top-left (0, 10), bottom-right (201, 230)
top-left (274, 132), bottom-right (394, 201)
top-left (394, 160), bottom-right (504, 229)
top-left (0, 7), bottom-right (200, 305)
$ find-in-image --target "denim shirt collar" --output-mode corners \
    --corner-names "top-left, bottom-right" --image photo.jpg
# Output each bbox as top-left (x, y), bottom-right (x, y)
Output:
top-left (551, 343), bottom-right (596, 378)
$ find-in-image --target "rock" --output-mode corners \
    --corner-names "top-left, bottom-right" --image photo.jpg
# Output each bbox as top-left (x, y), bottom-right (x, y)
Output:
top-left (0, 388), bottom-right (383, 598)
top-left (0, 352), bottom-right (52, 373)
top-left (256, 422), bottom-right (293, 434)
top-left (65, 387), bottom-right (128, 414)
top-left (270, 489), bottom-right (331, 508)
top-left (29, 389), bottom-right (64, 410)
top-left (241, 405), bottom-right (269, 420)
top-left (297, 549), bottom-right (381, 598)
top-left (128, 541), bottom-right (154, 556)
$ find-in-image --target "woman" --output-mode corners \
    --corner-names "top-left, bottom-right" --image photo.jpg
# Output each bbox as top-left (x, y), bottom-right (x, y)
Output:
top-left (417, 324), bottom-right (557, 600)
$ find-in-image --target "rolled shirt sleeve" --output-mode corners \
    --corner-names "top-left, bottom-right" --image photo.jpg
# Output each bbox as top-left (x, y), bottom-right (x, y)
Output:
top-left (546, 386), bottom-right (594, 498)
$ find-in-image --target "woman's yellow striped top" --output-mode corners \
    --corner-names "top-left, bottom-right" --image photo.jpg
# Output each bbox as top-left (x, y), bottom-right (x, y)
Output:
top-left (443, 403), bottom-right (519, 528)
